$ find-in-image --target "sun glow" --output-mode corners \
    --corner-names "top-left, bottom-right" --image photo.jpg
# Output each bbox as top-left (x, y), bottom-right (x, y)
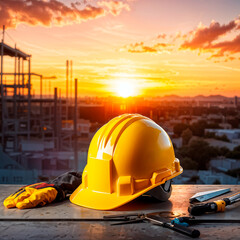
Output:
top-left (114, 80), bottom-right (136, 98)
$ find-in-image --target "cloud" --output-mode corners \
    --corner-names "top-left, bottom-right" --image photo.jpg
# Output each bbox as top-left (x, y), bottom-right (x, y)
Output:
top-left (181, 20), bottom-right (237, 50)
top-left (157, 33), bottom-right (166, 39)
top-left (98, 0), bottom-right (130, 16)
top-left (180, 17), bottom-right (240, 60)
top-left (123, 41), bottom-right (172, 53)
top-left (0, 0), bottom-right (130, 29)
top-left (124, 16), bottom-right (240, 61)
top-left (210, 34), bottom-right (240, 57)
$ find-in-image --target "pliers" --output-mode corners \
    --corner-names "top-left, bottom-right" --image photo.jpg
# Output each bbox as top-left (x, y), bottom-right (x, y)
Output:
top-left (103, 213), bottom-right (145, 225)
top-left (103, 212), bottom-right (200, 238)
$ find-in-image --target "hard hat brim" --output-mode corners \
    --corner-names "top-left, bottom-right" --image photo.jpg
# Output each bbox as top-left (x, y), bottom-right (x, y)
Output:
top-left (70, 167), bottom-right (183, 210)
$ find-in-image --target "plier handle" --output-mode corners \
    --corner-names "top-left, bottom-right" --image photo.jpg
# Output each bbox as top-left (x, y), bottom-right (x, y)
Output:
top-left (103, 213), bottom-right (145, 225)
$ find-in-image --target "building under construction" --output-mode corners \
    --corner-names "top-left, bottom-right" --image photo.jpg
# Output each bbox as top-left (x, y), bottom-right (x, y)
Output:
top-left (0, 27), bottom-right (89, 184)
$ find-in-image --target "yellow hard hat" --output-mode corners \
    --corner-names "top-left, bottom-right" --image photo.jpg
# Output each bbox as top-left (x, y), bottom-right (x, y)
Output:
top-left (70, 114), bottom-right (183, 210)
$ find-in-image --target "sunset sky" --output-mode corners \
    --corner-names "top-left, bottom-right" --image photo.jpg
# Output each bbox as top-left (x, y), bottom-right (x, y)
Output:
top-left (1, 0), bottom-right (240, 97)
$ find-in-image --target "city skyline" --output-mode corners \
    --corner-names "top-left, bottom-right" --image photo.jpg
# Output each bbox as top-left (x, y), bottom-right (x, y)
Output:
top-left (1, 0), bottom-right (240, 97)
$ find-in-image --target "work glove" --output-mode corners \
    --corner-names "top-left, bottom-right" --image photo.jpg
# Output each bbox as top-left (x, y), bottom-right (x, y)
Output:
top-left (3, 171), bottom-right (82, 209)
top-left (4, 182), bottom-right (58, 209)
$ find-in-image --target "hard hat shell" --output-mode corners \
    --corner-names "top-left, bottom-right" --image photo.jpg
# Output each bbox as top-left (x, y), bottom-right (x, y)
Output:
top-left (70, 114), bottom-right (183, 210)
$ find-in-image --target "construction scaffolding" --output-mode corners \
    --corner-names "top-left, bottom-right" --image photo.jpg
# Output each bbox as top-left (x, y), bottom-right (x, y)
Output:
top-left (0, 26), bottom-right (81, 182)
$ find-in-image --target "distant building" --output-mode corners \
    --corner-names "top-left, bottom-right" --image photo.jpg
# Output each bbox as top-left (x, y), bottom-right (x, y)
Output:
top-left (207, 114), bottom-right (224, 121)
top-left (205, 129), bottom-right (240, 142)
top-left (21, 139), bottom-right (55, 152)
top-left (171, 137), bottom-right (183, 148)
top-left (173, 170), bottom-right (198, 184)
top-left (22, 150), bottom-right (88, 179)
top-left (198, 170), bottom-right (239, 184)
top-left (219, 123), bottom-right (232, 129)
top-left (0, 146), bottom-right (38, 184)
top-left (205, 139), bottom-right (238, 151)
top-left (77, 119), bottom-right (91, 136)
top-left (189, 116), bottom-right (203, 124)
top-left (232, 139), bottom-right (240, 145)
top-left (235, 96), bottom-right (238, 107)
top-left (62, 118), bottom-right (91, 137)
top-left (173, 169), bottom-right (239, 184)
top-left (210, 158), bottom-right (240, 172)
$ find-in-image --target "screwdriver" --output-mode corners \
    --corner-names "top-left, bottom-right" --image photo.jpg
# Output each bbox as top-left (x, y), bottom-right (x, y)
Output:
top-left (172, 216), bottom-right (240, 226)
top-left (146, 214), bottom-right (200, 238)
top-left (188, 192), bottom-right (240, 216)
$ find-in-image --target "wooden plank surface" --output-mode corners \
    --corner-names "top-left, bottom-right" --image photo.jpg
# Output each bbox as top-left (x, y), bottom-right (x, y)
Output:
top-left (0, 185), bottom-right (240, 240)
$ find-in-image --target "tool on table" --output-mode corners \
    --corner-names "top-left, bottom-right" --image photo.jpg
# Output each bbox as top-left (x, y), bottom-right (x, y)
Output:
top-left (171, 216), bottom-right (240, 227)
top-left (189, 188), bottom-right (231, 203)
top-left (104, 212), bottom-right (200, 238)
top-left (104, 213), bottom-right (145, 225)
top-left (189, 191), bottom-right (240, 216)
top-left (146, 214), bottom-right (200, 238)
top-left (104, 211), bottom-right (179, 225)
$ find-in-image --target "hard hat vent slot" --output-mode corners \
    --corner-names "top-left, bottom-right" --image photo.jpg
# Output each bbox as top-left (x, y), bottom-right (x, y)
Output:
top-left (117, 176), bottom-right (134, 196)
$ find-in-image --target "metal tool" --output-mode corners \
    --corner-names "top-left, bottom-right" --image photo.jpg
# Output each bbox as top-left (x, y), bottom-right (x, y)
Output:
top-left (104, 213), bottom-right (145, 225)
top-left (146, 214), bottom-right (200, 238)
top-left (104, 211), bottom-right (179, 225)
top-left (189, 188), bottom-right (231, 203)
top-left (104, 212), bottom-right (200, 238)
top-left (189, 191), bottom-right (240, 216)
top-left (172, 216), bottom-right (240, 227)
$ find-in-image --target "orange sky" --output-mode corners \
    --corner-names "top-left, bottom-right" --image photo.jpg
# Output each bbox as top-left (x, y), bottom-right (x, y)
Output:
top-left (1, 0), bottom-right (240, 97)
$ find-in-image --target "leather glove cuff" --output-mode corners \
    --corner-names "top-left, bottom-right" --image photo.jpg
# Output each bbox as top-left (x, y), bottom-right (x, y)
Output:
top-left (48, 171), bottom-right (82, 202)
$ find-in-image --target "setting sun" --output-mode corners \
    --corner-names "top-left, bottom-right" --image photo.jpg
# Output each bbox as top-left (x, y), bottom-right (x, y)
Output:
top-left (115, 80), bottom-right (136, 98)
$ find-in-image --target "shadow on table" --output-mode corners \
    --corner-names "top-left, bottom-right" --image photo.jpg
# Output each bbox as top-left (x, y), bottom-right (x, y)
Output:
top-left (114, 196), bottom-right (173, 211)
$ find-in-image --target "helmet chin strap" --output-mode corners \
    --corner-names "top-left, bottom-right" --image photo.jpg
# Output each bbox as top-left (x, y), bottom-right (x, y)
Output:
top-left (162, 180), bottom-right (172, 192)
top-left (144, 180), bottom-right (172, 201)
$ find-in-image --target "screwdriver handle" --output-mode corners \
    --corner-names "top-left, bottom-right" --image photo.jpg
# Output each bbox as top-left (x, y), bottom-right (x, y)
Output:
top-left (189, 200), bottom-right (226, 216)
top-left (165, 222), bottom-right (200, 238)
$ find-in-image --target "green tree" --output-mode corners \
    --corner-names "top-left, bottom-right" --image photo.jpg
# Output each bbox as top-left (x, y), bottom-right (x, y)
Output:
top-left (188, 175), bottom-right (199, 183)
top-left (204, 132), bottom-right (230, 142)
top-left (226, 168), bottom-right (240, 178)
top-left (224, 145), bottom-right (240, 159)
top-left (190, 120), bottom-right (207, 137)
top-left (181, 128), bottom-right (193, 145)
top-left (181, 157), bottom-right (198, 170)
top-left (217, 147), bottom-right (230, 156)
top-left (173, 123), bottom-right (189, 136)
top-left (177, 139), bottom-right (218, 170)
top-left (204, 132), bottom-right (216, 138)
top-left (215, 134), bottom-right (230, 142)
top-left (207, 123), bottom-right (220, 129)
top-left (226, 151), bottom-right (240, 159)
top-left (233, 145), bottom-right (240, 151)
top-left (213, 179), bottom-right (221, 184)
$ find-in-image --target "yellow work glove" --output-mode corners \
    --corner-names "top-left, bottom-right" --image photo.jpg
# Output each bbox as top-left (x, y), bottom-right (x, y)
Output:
top-left (3, 182), bottom-right (58, 209)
